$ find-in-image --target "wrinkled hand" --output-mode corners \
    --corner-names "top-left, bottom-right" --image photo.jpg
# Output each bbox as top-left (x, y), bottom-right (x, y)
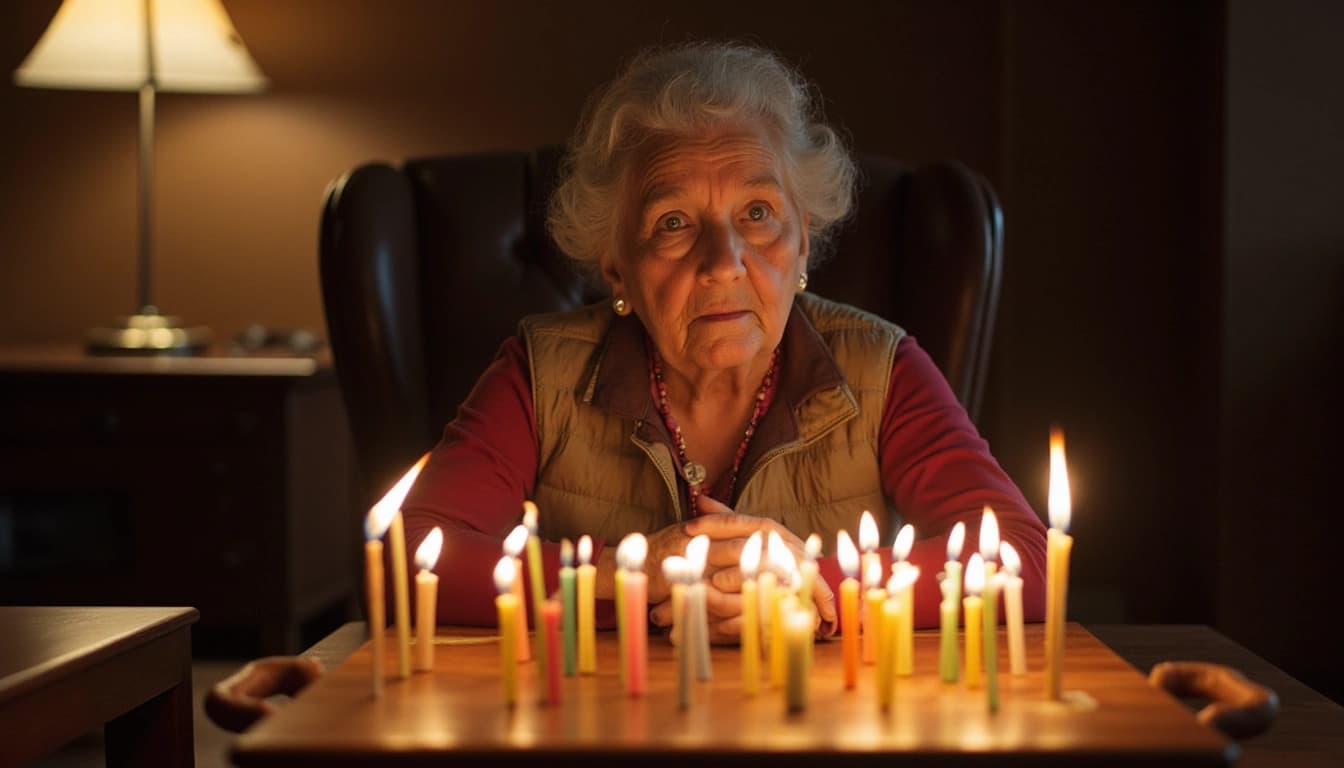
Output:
top-left (1149, 661), bottom-right (1279, 739)
top-left (204, 655), bottom-right (323, 733)
top-left (641, 516), bottom-right (750, 603)
top-left (649, 582), bottom-right (745, 645)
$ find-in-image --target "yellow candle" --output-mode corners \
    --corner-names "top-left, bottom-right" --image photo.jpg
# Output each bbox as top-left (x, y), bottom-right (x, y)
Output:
top-left (1000, 541), bottom-right (1027, 676)
top-left (766, 531), bottom-right (791, 687)
top-left (784, 606), bottom-right (812, 712)
top-left (662, 557), bottom-right (691, 708)
top-left (740, 532), bottom-right (762, 695)
top-left (492, 557), bottom-right (519, 706)
top-left (964, 553), bottom-right (985, 688)
top-left (877, 594), bottom-right (898, 709)
top-left (413, 527), bottom-right (443, 672)
top-left (837, 530), bottom-right (860, 689)
top-left (372, 455), bottom-right (427, 682)
top-left (362, 457), bottom-right (426, 695)
top-left (858, 510), bottom-right (880, 664)
top-left (862, 559), bottom-right (883, 664)
top-left (364, 537), bottom-right (385, 698)
top-left (502, 525), bottom-right (531, 663)
top-left (866, 581), bottom-right (886, 694)
top-left (799, 533), bottom-right (821, 619)
top-left (522, 501), bottom-right (548, 684)
top-left (939, 521), bottom-right (965, 682)
top-left (577, 535), bottom-right (596, 674)
top-left (890, 524), bottom-right (916, 676)
top-left (1045, 427), bottom-right (1074, 700)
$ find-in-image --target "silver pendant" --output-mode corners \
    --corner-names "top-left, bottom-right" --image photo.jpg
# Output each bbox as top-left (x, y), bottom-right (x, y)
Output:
top-left (683, 461), bottom-right (707, 485)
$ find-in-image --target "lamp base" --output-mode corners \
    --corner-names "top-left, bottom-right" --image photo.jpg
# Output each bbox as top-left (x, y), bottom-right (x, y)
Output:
top-left (87, 311), bottom-right (211, 355)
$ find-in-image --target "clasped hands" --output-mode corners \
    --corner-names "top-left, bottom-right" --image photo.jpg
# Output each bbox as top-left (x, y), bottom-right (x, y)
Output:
top-left (642, 496), bottom-right (837, 645)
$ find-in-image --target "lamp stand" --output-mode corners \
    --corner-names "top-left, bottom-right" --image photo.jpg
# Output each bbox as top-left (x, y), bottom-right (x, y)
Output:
top-left (87, 6), bottom-right (209, 355)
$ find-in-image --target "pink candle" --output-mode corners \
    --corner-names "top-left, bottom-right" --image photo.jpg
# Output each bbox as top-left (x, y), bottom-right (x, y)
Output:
top-left (543, 598), bottom-right (563, 705)
top-left (618, 534), bottom-right (649, 697)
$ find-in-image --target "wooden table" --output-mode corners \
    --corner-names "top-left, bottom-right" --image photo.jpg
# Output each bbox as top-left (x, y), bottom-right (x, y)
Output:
top-left (233, 622), bottom-right (1243, 766)
top-left (0, 606), bottom-right (199, 767)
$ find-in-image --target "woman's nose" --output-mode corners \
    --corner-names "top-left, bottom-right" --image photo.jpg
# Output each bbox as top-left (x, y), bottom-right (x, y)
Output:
top-left (698, 220), bottom-right (747, 282)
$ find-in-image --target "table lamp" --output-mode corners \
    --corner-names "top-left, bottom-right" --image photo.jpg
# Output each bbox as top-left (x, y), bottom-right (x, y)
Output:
top-left (14, 0), bottom-right (267, 354)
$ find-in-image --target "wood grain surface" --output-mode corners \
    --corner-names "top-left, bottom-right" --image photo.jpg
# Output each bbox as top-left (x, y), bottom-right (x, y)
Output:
top-left (232, 622), bottom-right (1231, 766)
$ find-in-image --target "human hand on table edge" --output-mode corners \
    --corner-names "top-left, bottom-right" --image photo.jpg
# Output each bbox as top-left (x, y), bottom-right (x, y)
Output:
top-left (204, 655), bottom-right (324, 733)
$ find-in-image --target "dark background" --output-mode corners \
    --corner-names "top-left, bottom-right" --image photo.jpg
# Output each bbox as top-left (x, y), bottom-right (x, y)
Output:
top-left (1, 1), bottom-right (1339, 702)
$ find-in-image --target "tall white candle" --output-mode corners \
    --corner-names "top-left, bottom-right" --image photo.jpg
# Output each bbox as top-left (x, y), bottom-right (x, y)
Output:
top-left (999, 541), bottom-right (1027, 675)
top-left (686, 534), bottom-right (712, 681)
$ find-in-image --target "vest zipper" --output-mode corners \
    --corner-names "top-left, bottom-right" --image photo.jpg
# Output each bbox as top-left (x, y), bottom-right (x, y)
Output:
top-left (630, 421), bottom-right (685, 523)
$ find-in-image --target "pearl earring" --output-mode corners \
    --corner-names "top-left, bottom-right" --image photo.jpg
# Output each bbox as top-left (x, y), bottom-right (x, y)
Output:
top-left (798, 273), bottom-right (809, 291)
top-left (612, 297), bottom-right (631, 316)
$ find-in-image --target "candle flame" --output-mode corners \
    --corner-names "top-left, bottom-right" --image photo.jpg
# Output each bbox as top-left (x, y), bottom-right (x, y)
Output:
top-left (502, 525), bottom-right (528, 557)
top-left (414, 527), bottom-right (443, 571)
top-left (616, 532), bottom-right (648, 570)
top-left (837, 530), bottom-right (858, 578)
top-left (979, 507), bottom-right (1000, 562)
top-left (858, 510), bottom-right (878, 552)
top-left (775, 538), bottom-right (798, 578)
top-left (886, 564), bottom-right (920, 594)
top-left (804, 533), bottom-right (821, 561)
top-left (364, 453), bottom-right (428, 539)
top-left (965, 553), bottom-right (985, 597)
top-left (560, 537), bottom-right (574, 568)
top-left (493, 555), bottom-right (516, 595)
top-left (686, 534), bottom-right (709, 579)
top-left (999, 541), bottom-right (1021, 576)
top-left (864, 558), bottom-right (883, 590)
top-left (1049, 426), bottom-right (1072, 533)
top-left (740, 531), bottom-right (762, 580)
top-left (661, 555), bottom-right (690, 584)
top-left (892, 523), bottom-right (914, 562)
top-left (578, 534), bottom-right (593, 566)
top-left (522, 500), bottom-right (539, 534)
top-left (947, 520), bottom-right (966, 562)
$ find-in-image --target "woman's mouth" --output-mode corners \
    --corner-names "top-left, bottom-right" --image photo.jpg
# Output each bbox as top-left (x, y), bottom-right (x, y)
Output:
top-left (698, 310), bottom-right (750, 322)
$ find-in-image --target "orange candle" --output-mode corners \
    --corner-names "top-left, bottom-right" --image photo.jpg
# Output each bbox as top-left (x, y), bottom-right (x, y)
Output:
top-left (413, 527), bottom-right (443, 672)
top-left (363, 526), bottom-right (388, 698)
top-left (501, 525), bottom-right (531, 662)
top-left (619, 534), bottom-right (648, 696)
top-left (492, 557), bottom-right (518, 706)
top-left (837, 530), bottom-right (860, 689)
top-left (543, 597), bottom-right (563, 705)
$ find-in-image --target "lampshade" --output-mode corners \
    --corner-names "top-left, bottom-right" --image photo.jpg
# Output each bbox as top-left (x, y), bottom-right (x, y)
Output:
top-left (14, 0), bottom-right (267, 94)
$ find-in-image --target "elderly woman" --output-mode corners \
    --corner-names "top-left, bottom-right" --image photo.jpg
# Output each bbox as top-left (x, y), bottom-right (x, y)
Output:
top-left (400, 41), bottom-right (1047, 641)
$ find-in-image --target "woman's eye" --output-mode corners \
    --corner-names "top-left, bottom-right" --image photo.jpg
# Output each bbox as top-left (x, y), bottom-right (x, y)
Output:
top-left (661, 215), bottom-right (684, 231)
top-left (747, 205), bottom-right (769, 221)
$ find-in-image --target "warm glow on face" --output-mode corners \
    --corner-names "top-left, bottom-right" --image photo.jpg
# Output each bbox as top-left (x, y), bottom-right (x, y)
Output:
top-left (837, 530), bottom-right (859, 578)
top-left (979, 507), bottom-right (1000, 562)
top-left (366, 453), bottom-right (428, 538)
top-left (741, 532), bottom-right (762, 580)
top-left (1000, 541), bottom-right (1021, 576)
top-left (864, 559), bottom-right (883, 590)
top-left (502, 525), bottom-right (528, 558)
top-left (522, 500), bottom-right (539, 534)
top-left (965, 553), bottom-right (985, 597)
top-left (947, 521), bottom-right (966, 562)
top-left (686, 534), bottom-right (709, 579)
top-left (892, 524), bottom-right (914, 562)
top-left (1049, 426), bottom-right (1072, 532)
top-left (859, 510), bottom-right (878, 553)
top-left (493, 556), bottom-right (516, 594)
top-left (414, 527), bottom-right (443, 571)
top-left (578, 535), bottom-right (593, 566)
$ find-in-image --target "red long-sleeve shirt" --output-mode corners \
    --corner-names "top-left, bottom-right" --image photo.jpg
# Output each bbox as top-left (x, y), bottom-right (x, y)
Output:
top-left (400, 331), bottom-right (1047, 632)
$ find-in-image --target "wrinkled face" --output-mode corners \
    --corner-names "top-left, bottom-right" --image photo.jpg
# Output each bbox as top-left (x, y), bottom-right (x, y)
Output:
top-left (602, 122), bottom-right (809, 377)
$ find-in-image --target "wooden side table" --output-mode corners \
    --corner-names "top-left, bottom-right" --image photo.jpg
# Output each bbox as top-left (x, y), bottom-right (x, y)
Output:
top-left (0, 348), bottom-right (358, 655)
top-left (0, 606), bottom-right (198, 767)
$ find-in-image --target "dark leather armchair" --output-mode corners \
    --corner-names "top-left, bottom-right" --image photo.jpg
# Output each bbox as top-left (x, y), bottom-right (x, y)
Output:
top-left (319, 147), bottom-right (1002, 508)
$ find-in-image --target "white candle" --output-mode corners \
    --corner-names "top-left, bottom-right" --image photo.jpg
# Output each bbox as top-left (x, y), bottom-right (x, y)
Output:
top-left (890, 523), bottom-right (917, 676)
top-left (686, 534), bottom-right (712, 681)
top-left (661, 555), bottom-right (693, 708)
top-left (1000, 541), bottom-right (1027, 676)
top-left (413, 527), bottom-right (443, 672)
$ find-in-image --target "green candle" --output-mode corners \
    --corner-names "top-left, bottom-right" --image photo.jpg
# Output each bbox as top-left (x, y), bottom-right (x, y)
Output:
top-left (939, 574), bottom-right (960, 682)
top-left (984, 573), bottom-right (1000, 713)
top-left (523, 502), bottom-right (548, 683)
top-left (560, 539), bottom-right (577, 677)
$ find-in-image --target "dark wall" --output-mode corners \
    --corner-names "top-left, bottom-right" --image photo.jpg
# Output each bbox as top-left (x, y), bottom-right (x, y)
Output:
top-left (3, 1), bottom-right (1338, 700)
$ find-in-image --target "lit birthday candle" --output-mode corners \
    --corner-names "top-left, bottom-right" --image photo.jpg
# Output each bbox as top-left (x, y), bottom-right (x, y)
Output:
top-left (1000, 541), bottom-right (1027, 676)
top-left (685, 534), bottom-right (712, 681)
top-left (858, 511), bottom-right (880, 664)
top-left (799, 533), bottom-right (821, 619)
top-left (559, 538), bottom-right (577, 677)
top-left (770, 535), bottom-right (798, 688)
top-left (739, 532), bottom-right (763, 695)
top-left (964, 553), bottom-right (985, 688)
top-left (980, 506), bottom-right (1000, 583)
top-left (784, 605), bottom-right (812, 712)
top-left (385, 455), bottom-right (428, 680)
top-left (984, 570), bottom-right (1003, 713)
top-left (542, 596), bottom-right (563, 705)
top-left (576, 535), bottom-right (596, 674)
top-left (618, 533), bottom-right (649, 696)
top-left (837, 530), bottom-right (860, 689)
top-left (492, 556), bottom-right (518, 706)
top-left (662, 555), bottom-right (692, 708)
top-left (891, 523), bottom-right (917, 676)
top-left (939, 521), bottom-right (966, 682)
top-left (363, 504), bottom-right (393, 698)
top-left (881, 565), bottom-right (920, 709)
top-left (413, 527), bottom-right (443, 672)
top-left (756, 533), bottom-right (779, 666)
top-left (1045, 426), bottom-right (1074, 700)
top-left (864, 559), bottom-right (886, 690)
top-left (522, 502), bottom-right (548, 684)
top-left (502, 525), bottom-right (531, 663)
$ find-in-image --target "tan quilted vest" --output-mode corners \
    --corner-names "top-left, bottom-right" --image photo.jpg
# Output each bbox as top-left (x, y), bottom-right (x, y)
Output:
top-left (521, 292), bottom-right (904, 554)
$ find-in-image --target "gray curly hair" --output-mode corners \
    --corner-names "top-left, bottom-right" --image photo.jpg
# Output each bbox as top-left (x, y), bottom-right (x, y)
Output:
top-left (547, 41), bottom-right (857, 283)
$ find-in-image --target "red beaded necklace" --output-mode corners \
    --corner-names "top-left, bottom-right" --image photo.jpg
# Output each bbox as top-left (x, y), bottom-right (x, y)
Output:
top-left (649, 346), bottom-right (781, 516)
